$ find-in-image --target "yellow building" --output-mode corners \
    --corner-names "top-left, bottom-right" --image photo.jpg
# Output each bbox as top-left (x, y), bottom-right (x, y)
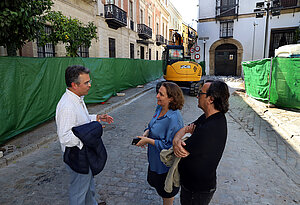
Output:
top-left (182, 23), bottom-right (189, 57)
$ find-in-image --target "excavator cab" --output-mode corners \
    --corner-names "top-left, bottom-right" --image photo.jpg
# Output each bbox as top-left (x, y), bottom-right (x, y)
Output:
top-left (161, 45), bottom-right (203, 96)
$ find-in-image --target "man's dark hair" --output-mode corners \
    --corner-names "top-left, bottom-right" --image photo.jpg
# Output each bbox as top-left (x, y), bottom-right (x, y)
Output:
top-left (65, 65), bottom-right (90, 87)
top-left (206, 80), bottom-right (229, 113)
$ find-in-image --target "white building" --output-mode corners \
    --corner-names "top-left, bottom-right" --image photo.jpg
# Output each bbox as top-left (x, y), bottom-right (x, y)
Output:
top-left (197, 0), bottom-right (300, 76)
top-left (167, 1), bottom-right (183, 43)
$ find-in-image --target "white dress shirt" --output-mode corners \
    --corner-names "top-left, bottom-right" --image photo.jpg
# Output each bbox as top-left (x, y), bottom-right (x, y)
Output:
top-left (56, 88), bottom-right (97, 152)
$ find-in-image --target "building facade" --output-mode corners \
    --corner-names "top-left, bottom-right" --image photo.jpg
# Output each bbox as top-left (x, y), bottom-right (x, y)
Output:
top-left (167, 2), bottom-right (183, 44)
top-left (197, 0), bottom-right (300, 76)
top-left (1, 0), bottom-right (181, 60)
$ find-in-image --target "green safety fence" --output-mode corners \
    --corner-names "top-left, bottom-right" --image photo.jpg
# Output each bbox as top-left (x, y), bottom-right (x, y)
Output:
top-left (269, 57), bottom-right (300, 108)
top-left (0, 57), bottom-right (163, 145)
top-left (242, 57), bottom-right (300, 109)
top-left (242, 58), bottom-right (271, 100)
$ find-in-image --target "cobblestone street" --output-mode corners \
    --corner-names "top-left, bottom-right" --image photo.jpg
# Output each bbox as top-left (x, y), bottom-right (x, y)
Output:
top-left (0, 81), bottom-right (299, 205)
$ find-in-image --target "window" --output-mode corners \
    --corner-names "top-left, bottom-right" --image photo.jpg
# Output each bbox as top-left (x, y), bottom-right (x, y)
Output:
top-left (220, 21), bottom-right (233, 38)
top-left (130, 43), bottom-right (134, 59)
top-left (217, 0), bottom-right (237, 17)
top-left (106, 0), bottom-right (115, 4)
top-left (140, 46), bottom-right (144, 59)
top-left (77, 44), bottom-right (89, 57)
top-left (129, 1), bottom-right (133, 20)
top-left (37, 26), bottom-right (55, 57)
top-left (169, 49), bottom-right (184, 60)
top-left (156, 51), bottom-right (159, 60)
top-left (280, 0), bottom-right (298, 7)
top-left (109, 38), bottom-right (116, 58)
top-left (129, 1), bottom-right (134, 31)
top-left (140, 9), bottom-right (143, 24)
top-left (156, 23), bottom-right (159, 34)
top-left (269, 28), bottom-right (297, 57)
top-left (149, 48), bottom-right (151, 60)
top-left (148, 16), bottom-right (151, 27)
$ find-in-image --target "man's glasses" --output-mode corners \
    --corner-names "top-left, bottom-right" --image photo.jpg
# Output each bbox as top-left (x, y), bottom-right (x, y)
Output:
top-left (197, 91), bottom-right (207, 96)
top-left (83, 80), bottom-right (92, 85)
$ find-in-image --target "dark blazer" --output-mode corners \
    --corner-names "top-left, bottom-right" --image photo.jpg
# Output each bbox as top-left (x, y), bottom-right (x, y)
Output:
top-left (64, 121), bottom-right (107, 176)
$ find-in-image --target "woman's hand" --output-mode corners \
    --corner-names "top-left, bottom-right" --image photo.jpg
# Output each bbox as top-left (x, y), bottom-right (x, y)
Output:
top-left (135, 134), bottom-right (155, 148)
top-left (97, 114), bottom-right (114, 124)
top-left (136, 136), bottom-right (149, 148)
top-left (143, 129), bottom-right (149, 137)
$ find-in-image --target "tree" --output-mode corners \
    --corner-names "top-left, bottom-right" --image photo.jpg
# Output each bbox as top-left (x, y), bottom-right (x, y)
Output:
top-left (39, 11), bottom-right (97, 57)
top-left (0, 0), bottom-right (53, 56)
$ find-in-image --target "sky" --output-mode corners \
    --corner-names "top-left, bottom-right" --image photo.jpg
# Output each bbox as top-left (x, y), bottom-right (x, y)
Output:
top-left (170, 0), bottom-right (199, 29)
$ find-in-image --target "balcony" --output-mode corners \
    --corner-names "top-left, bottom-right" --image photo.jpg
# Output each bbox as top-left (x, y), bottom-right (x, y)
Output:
top-left (104, 4), bottom-right (127, 29)
top-left (137, 24), bottom-right (152, 39)
top-left (156, 35), bottom-right (165, 46)
top-left (281, 0), bottom-right (298, 7)
top-left (215, 0), bottom-right (239, 19)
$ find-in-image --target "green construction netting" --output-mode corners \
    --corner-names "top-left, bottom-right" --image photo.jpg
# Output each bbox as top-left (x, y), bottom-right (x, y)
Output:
top-left (0, 57), bottom-right (163, 145)
top-left (269, 57), bottom-right (300, 109)
top-left (242, 58), bottom-right (271, 100)
top-left (242, 57), bottom-right (300, 109)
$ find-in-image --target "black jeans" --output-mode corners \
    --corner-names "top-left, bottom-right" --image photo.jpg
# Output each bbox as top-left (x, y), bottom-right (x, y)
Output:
top-left (180, 185), bottom-right (216, 205)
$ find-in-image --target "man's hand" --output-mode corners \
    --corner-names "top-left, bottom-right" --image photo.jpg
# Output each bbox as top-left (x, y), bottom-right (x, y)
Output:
top-left (173, 138), bottom-right (190, 158)
top-left (185, 123), bottom-right (196, 134)
top-left (173, 126), bottom-right (191, 158)
top-left (97, 114), bottom-right (114, 124)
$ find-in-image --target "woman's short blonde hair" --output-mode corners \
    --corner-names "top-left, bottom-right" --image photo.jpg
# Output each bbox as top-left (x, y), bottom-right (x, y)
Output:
top-left (161, 82), bottom-right (184, 110)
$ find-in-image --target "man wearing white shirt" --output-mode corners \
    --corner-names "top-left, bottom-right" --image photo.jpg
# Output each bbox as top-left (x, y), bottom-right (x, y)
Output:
top-left (56, 65), bottom-right (113, 205)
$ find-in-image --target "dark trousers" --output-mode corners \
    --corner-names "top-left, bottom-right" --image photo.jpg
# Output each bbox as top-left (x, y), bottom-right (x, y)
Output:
top-left (180, 185), bottom-right (216, 205)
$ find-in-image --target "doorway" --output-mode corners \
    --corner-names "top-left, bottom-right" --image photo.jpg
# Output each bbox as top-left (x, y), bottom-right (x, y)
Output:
top-left (215, 44), bottom-right (237, 76)
top-left (140, 46), bottom-right (144, 59)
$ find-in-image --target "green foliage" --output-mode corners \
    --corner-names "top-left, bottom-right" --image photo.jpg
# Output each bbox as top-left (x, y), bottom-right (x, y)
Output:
top-left (0, 0), bottom-right (53, 56)
top-left (40, 11), bottom-right (97, 57)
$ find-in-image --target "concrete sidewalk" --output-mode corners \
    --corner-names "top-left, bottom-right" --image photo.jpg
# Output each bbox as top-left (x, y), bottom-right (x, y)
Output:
top-left (0, 79), bottom-right (161, 168)
top-left (227, 81), bottom-right (300, 187)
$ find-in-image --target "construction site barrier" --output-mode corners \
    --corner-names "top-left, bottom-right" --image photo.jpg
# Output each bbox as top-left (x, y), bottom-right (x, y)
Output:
top-left (242, 57), bottom-right (300, 109)
top-left (0, 57), bottom-right (163, 144)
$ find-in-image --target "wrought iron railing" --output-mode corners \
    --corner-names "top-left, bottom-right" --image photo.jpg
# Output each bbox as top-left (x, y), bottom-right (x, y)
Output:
top-left (104, 4), bottom-right (127, 26)
top-left (137, 24), bottom-right (152, 39)
top-left (216, 0), bottom-right (239, 17)
top-left (280, 0), bottom-right (298, 7)
top-left (156, 35), bottom-right (165, 44)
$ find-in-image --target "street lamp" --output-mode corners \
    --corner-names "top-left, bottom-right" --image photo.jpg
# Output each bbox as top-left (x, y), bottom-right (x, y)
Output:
top-left (252, 21), bottom-right (258, 60)
top-left (254, 0), bottom-right (281, 58)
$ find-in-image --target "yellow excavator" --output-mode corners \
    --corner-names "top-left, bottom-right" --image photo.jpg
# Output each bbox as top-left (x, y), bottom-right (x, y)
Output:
top-left (159, 44), bottom-right (203, 96)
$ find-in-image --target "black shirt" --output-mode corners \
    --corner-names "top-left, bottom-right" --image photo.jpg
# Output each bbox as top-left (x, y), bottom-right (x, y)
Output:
top-left (178, 112), bottom-right (227, 192)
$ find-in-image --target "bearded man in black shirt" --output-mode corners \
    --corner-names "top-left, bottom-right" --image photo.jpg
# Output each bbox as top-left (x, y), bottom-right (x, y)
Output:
top-left (173, 80), bottom-right (229, 205)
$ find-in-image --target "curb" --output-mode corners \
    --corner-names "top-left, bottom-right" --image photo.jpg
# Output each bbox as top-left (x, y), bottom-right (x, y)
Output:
top-left (0, 86), bottom-right (154, 168)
